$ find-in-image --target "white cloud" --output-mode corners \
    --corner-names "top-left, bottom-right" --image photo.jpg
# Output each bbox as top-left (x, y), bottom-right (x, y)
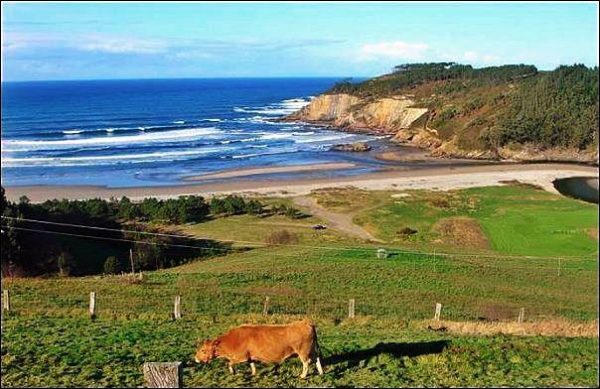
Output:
top-left (358, 41), bottom-right (429, 61)
top-left (76, 36), bottom-right (167, 54)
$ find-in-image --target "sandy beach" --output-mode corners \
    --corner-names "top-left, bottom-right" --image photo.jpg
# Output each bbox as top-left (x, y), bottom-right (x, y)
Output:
top-left (4, 162), bottom-right (597, 203)
top-left (182, 162), bottom-right (357, 181)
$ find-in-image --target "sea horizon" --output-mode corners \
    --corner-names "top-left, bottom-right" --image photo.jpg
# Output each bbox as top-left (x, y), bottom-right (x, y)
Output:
top-left (1, 77), bottom-right (386, 188)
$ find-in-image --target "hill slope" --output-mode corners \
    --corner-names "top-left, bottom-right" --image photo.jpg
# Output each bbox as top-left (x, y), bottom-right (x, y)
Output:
top-left (285, 63), bottom-right (599, 163)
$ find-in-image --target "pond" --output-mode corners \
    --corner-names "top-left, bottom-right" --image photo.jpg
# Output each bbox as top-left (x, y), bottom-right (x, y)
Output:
top-left (553, 176), bottom-right (599, 204)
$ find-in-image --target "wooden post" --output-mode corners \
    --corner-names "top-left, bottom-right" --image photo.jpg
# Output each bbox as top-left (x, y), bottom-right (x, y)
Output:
top-left (89, 292), bottom-right (96, 319)
top-left (557, 258), bottom-right (561, 276)
top-left (130, 248), bottom-right (135, 274)
top-left (173, 296), bottom-right (181, 319)
top-left (434, 303), bottom-right (442, 321)
top-left (348, 298), bottom-right (355, 319)
top-left (2, 290), bottom-right (10, 312)
top-left (517, 307), bottom-right (525, 323)
top-left (143, 362), bottom-right (182, 388)
top-left (262, 296), bottom-right (270, 316)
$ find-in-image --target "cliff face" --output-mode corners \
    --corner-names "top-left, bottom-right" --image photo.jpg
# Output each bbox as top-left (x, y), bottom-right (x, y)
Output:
top-left (286, 93), bottom-right (428, 134)
top-left (285, 93), bottom-right (599, 164)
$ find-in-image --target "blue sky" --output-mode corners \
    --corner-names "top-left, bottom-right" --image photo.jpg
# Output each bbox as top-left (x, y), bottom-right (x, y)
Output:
top-left (1, 2), bottom-right (598, 81)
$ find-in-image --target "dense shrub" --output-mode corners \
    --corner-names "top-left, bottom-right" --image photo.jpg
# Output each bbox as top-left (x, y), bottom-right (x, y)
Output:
top-left (103, 256), bottom-right (119, 274)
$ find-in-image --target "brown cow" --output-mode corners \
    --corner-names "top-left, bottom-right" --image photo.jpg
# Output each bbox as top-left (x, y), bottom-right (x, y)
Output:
top-left (194, 319), bottom-right (324, 378)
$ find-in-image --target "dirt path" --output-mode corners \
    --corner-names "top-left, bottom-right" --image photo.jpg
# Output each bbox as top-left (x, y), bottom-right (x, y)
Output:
top-left (293, 196), bottom-right (383, 242)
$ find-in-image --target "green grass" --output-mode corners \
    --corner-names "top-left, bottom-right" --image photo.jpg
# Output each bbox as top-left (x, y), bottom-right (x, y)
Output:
top-left (2, 315), bottom-right (598, 387)
top-left (1, 185), bottom-right (598, 387)
top-left (343, 185), bottom-right (598, 257)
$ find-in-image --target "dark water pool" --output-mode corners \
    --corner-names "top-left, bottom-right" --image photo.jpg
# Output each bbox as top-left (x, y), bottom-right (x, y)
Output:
top-left (553, 176), bottom-right (599, 204)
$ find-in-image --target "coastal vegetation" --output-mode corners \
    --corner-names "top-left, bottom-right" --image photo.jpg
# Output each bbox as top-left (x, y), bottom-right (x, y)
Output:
top-left (1, 183), bottom-right (598, 387)
top-left (326, 63), bottom-right (599, 155)
top-left (0, 188), bottom-right (305, 276)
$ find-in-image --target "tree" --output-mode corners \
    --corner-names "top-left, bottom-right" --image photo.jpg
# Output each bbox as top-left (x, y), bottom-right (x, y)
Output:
top-left (57, 251), bottom-right (74, 277)
top-left (103, 256), bottom-right (119, 274)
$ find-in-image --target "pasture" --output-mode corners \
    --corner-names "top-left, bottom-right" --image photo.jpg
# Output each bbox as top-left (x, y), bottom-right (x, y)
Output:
top-left (1, 184), bottom-right (598, 387)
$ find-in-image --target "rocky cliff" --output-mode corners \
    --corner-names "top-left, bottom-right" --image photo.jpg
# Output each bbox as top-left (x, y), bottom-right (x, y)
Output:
top-left (284, 93), bottom-right (598, 164)
top-left (286, 93), bottom-right (428, 134)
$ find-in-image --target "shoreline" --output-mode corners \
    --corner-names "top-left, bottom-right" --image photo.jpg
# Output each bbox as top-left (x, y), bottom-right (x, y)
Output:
top-left (182, 162), bottom-right (357, 181)
top-left (4, 162), bottom-right (598, 203)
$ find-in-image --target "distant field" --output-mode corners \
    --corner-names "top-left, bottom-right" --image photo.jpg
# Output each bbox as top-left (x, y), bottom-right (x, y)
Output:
top-left (312, 185), bottom-right (598, 257)
top-left (1, 184), bottom-right (598, 387)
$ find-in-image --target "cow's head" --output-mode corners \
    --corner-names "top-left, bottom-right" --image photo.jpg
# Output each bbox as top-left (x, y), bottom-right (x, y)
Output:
top-left (194, 339), bottom-right (219, 363)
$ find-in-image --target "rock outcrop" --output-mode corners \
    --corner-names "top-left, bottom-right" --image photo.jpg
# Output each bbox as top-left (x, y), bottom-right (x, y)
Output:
top-left (330, 142), bottom-right (372, 152)
top-left (285, 94), bottom-right (427, 134)
top-left (284, 93), bottom-right (598, 164)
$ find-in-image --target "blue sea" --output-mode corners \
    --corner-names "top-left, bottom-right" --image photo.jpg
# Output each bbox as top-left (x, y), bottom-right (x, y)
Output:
top-left (1, 78), bottom-right (389, 188)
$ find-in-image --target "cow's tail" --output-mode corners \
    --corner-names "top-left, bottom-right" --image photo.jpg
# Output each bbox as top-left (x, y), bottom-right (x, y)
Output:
top-left (309, 321), bottom-right (325, 375)
top-left (310, 323), bottom-right (322, 358)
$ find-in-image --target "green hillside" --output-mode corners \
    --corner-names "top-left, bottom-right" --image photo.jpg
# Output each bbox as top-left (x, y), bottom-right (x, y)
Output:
top-left (328, 63), bottom-right (599, 153)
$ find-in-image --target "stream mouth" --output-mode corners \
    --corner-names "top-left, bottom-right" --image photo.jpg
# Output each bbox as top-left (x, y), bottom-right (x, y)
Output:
top-left (553, 176), bottom-right (599, 204)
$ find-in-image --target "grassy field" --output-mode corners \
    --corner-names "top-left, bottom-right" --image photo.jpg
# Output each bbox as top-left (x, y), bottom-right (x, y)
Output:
top-left (1, 184), bottom-right (598, 387)
top-left (312, 185), bottom-right (598, 257)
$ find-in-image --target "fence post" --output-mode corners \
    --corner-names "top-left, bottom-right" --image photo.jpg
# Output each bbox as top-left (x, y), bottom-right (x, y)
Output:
top-left (2, 290), bottom-right (9, 312)
top-left (130, 248), bottom-right (135, 274)
top-left (434, 303), bottom-right (442, 321)
top-left (89, 292), bottom-right (96, 319)
top-left (557, 258), bottom-right (561, 276)
top-left (173, 296), bottom-right (181, 319)
top-left (262, 296), bottom-right (270, 316)
top-left (517, 307), bottom-right (525, 323)
top-left (348, 298), bottom-right (355, 319)
top-left (143, 362), bottom-right (182, 388)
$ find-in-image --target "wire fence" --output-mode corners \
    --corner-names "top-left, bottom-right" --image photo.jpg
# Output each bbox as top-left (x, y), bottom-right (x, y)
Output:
top-left (1, 216), bottom-right (598, 324)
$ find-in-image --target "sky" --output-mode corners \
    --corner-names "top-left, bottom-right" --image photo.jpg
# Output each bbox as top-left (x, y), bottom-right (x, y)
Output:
top-left (1, 1), bottom-right (598, 81)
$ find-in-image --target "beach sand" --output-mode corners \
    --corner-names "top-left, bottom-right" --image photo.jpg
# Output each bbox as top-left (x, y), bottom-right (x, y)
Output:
top-left (182, 162), bottom-right (356, 181)
top-left (4, 162), bottom-right (597, 203)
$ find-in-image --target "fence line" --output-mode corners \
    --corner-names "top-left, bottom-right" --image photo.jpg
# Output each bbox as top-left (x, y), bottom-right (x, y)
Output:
top-left (2, 224), bottom-right (597, 279)
top-left (2, 226), bottom-right (597, 273)
top-left (2, 215), bottom-right (597, 261)
top-left (2, 287), bottom-right (583, 325)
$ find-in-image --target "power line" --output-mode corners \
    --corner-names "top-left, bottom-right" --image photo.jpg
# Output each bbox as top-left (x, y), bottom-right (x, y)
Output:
top-left (2, 215), bottom-right (596, 262)
top-left (3, 226), bottom-right (240, 253)
top-left (3, 226), bottom-right (597, 273)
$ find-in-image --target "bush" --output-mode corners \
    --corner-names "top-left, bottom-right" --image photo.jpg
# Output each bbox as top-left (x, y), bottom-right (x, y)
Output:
top-left (103, 256), bottom-right (119, 274)
top-left (265, 230), bottom-right (299, 245)
top-left (57, 252), bottom-right (73, 277)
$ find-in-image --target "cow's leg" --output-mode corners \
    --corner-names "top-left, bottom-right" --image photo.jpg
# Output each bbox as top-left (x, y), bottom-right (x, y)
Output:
top-left (299, 356), bottom-right (310, 379)
top-left (315, 357), bottom-right (324, 375)
top-left (250, 362), bottom-right (257, 376)
top-left (228, 362), bottom-right (235, 375)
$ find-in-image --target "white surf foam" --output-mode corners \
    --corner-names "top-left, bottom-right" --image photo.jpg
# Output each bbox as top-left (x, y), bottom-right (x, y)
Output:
top-left (2, 147), bottom-right (233, 167)
top-left (294, 133), bottom-right (355, 144)
top-left (63, 129), bottom-right (83, 135)
top-left (172, 120), bottom-right (185, 124)
top-left (2, 127), bottom-right (222, 151)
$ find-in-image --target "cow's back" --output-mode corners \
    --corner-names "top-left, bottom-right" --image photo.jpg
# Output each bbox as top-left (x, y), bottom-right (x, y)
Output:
top-left (218, 321), bottom-right (315, 363)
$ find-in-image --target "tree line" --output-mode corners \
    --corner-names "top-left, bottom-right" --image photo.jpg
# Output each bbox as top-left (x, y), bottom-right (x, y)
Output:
top-left (0, 188), bottom-right (306, 277)
top-left (327, 62), bottom-right (598, 151)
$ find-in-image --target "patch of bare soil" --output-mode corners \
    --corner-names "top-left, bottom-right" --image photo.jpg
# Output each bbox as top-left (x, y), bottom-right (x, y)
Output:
top-left (432, 217), bottom-right (489, 249)
top-left (425, 319), bottom-right (598, 338)
top-left (587, 228), bottom-right (599, 240)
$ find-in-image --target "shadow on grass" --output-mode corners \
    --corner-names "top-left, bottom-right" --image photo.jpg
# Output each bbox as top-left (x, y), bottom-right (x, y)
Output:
top-left (323, 340), bottom-right (450, 368)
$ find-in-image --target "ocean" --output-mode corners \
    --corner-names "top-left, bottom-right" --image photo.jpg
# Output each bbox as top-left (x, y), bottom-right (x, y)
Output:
top-left (1, 78), bottom-right (386, 188)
